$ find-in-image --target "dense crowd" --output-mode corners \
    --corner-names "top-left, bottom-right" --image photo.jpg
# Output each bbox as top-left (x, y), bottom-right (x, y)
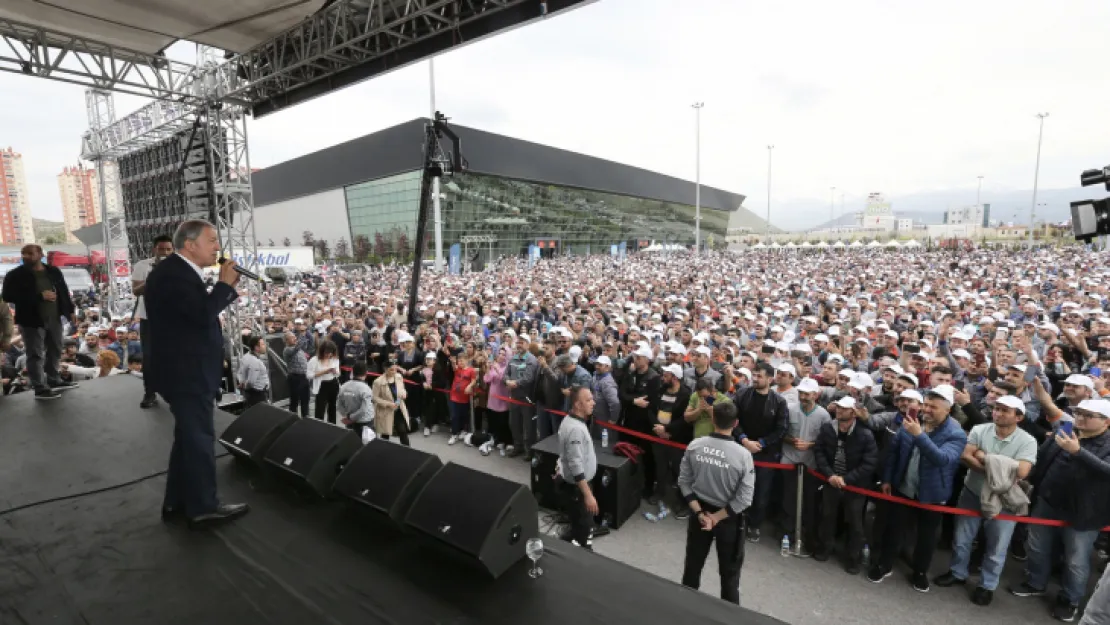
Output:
top-left (4, 243), bottom-right (1110, 622)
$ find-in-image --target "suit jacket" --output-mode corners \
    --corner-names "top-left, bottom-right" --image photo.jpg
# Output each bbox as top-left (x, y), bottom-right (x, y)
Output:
top-left (145, 254), bottom-right (238, 398)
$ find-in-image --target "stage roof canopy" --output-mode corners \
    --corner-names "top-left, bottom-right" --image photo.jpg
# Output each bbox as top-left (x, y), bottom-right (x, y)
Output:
top-left (0, 0), bottom-right (327, 55)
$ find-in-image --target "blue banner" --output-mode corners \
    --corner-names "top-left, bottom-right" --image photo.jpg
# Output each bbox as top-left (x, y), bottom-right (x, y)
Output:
top-left (527, 244), bottom-right (538, 269)
top-left (610, 244), bottom-right (618, 258)
top-left (449, 243), bottom-right (461, 275)
top-left (618, 241), bottom-right (627, 262)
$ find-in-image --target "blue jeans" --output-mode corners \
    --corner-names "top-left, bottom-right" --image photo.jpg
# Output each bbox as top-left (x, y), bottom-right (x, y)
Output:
top-left (1025, 497), bottom-right (1101, 605)
top-left (948, 488), bottom-right (1017, 590)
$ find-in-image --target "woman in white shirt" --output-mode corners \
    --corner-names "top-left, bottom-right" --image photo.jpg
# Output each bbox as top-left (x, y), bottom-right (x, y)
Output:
top-left (65, 350), bottom-right (126, 381)
top-left (308, 339), bottom-right (341, 423)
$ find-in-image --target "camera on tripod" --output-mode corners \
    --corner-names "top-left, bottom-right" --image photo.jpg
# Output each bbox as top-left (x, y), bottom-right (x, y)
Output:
top-left (1070, 166), bottom-right (1110, 241)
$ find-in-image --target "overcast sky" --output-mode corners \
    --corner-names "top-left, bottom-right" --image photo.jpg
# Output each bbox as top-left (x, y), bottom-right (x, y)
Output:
top-left (2, 0), bottom-right (1108, 226)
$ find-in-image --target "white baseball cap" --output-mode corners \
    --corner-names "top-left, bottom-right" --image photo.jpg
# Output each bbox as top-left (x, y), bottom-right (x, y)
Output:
top-left (633, 347), bottom-right (654, 359)
top-left (596, 355), bottom-right (612, 367)
top-left (797, 378), bottom-right (820, 393)
top-left (1064, 374), bottom-right (1095, 390)
top-left (694, 345), bottom-right (712, 356)
top-left (834, 396), bottom-right (857, 409)
top-left (1077, 399), bottom-right (1110, 419)
top-left (662, 364), bottom-right (684, 378)
top-left (737, 367), bottom-right (752, 379)
top-left (926, 384), bottom-right (955, 405)
top-left (776, 363), bottom-right (797, 378)
top-left (995, 395), bottom-right (1026, 413)
top-left (898, 389), bottom-right (924, 403)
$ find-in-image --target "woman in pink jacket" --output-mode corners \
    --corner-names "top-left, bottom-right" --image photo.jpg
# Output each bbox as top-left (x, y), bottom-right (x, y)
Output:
top-left (484, 347), bottom-right (513, 456)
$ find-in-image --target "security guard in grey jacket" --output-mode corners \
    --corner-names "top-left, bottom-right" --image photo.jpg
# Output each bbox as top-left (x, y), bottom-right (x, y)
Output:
top-left (678, 400), bottom-right (755, 605)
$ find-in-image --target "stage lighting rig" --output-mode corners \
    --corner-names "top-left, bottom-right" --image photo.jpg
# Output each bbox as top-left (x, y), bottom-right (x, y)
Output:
top-left (1071, 164), bottom-right (1110, 241)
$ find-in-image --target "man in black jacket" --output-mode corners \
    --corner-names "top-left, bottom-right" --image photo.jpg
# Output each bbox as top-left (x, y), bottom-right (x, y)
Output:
top-left (645, 364), bottom-right (694, 521)
top-left (620, 346), bottom-right (662, 499)
top-left (0, 244), bottom-right (77, 399)
top-left (1009, 398), bottom-right (1110, 622)
top-left (814, 396), bottom-right (878, 573)
top-left (730, 361), bottom-right (789, 542)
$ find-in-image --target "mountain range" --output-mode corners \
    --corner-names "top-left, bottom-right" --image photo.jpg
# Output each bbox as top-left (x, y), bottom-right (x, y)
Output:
top-left (762, 185), bottom-right (1102, 232)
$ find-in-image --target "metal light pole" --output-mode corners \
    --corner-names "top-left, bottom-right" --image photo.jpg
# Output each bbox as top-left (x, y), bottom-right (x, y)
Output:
top-left (766, 145), bottom-right (774, 237)
top-left (431, 58), bottom-right (444, 271)
top-left (976, 175), bottom-right (984, 206)
top-left (1029, 113), bottom-right (1048, 247)
top-left (829, 186), bottom-right (836, 224)
top-left (692, 102), bottom-right (704, 254)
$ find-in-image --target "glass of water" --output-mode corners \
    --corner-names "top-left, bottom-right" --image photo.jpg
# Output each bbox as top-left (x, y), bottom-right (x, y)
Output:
top-left (526, 538), bottom-right (544, 578)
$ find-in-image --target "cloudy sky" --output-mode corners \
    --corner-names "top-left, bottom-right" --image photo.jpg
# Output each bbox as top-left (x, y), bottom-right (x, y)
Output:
top-left (2, 0), bottom-right (1108, 227)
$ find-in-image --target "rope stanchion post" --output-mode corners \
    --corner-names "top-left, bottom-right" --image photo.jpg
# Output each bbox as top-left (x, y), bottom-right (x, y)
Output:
top-left (793, 463), bottom-right (804, 556)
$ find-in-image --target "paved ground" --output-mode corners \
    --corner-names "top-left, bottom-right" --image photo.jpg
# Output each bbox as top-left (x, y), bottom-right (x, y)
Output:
top-left (405, 430), bottom-right (1093, 625)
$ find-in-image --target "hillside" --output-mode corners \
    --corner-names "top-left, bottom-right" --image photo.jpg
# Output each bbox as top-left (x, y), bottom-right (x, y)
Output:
top-left (33, 218), bottom-right (67, 244)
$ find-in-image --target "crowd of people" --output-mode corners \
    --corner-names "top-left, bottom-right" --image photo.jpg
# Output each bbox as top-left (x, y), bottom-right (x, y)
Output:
top-left (4, 240), bottom-right (1110, 622)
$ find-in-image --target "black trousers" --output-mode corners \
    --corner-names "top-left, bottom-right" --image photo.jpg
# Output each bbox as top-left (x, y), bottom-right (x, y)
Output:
top-left (287, 373), bottom-right (310, 417)
top-left (652, 444), bottom-right (685, 509)
top-left (558, 480), bottom-right (593, 549)
top-left (379, 409), bottom-right (411, 447)
top-left (139, 319), bottom-right (154, 399)
top-left (487, 409), bottom-right (511, 446)
top-left (681, 505), bottom-right (745, 605)
top-left (243, 388), bottom-right (268, 408)
top-left (819, 486), bottom-right (866, 561)
top-left (315, 379), bottom-right (339, 423)
top-left (162, 392), bottom-right (219, 518)
top-left (876, 494), bottom-right (944, 574)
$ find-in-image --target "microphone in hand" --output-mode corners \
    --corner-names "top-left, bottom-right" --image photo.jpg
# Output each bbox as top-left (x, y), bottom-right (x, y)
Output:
top-left (217, 258), bottom-right (262, 282)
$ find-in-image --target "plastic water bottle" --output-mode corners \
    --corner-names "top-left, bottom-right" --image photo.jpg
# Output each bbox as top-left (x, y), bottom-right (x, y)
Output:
top-left (861, 544), bottom-right (871, 566)
top-left (780, 535), bottom-right (791, 557)
top-left (601, 429), bottom-right (609, 449)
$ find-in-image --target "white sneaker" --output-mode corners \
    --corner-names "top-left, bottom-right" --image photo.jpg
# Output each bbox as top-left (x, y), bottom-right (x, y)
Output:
top-left (463, 433), bottom-right (474, 447)
top-left (448, 435), bottom-right (459, 445)
top-left (431, 425), bottom-right (440, 434)
top-left (423, 427), bottom-right (431, 437)
top-left (479, 441), bottom-right (493, 456)
top-left (497, 443), bottom-right (506, 451)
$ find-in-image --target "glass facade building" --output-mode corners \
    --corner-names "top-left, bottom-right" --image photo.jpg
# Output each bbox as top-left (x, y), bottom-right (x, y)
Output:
top-left (256, 118), bottom-right (767, 263)
top-left (345, 171), bottom-right (732, 266)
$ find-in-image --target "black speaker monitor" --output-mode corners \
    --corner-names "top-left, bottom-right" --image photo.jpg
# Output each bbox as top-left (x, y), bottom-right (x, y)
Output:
top-left (218, 403), bottom-right (298, 464)
top-left (263, 419), bottom-right (362, 496)
top-left (404, 463), bottom-right (538, 579)
top-left (333, 440), bottom-right (443, 522)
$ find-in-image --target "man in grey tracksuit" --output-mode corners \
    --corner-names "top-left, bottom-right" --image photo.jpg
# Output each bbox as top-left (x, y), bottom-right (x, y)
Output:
top-left (337, 362), bottom-right (375, 440)
top-left (590, 355), bottom-right (622, 439)
top-left (505, 335), bottom-right (540, 458)
top-left (558, 386), bottom-right (599, 549)
top-left (678, 400), bottom-right (756, 606)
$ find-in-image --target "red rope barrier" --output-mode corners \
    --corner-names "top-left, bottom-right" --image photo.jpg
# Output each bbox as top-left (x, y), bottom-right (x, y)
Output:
top-left (331, 364), bottom-right (1107, 531)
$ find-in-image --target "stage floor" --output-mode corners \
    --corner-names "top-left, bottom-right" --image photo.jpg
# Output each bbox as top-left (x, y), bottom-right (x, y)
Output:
top-left (0, 376), bottom-right (783, 625)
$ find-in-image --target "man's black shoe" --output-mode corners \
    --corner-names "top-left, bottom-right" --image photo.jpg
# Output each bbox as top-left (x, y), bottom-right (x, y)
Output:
top-left (1008, 582), bottom-right (1047, 598)
top-left (49, 381), bottom-right (79, 392)
top-left (746, 527), bottom-right (761, 543)
top-left (911, 572), bottom-right (931, 593)
top-left (845, 560), bottom-right (861, 576)
top-left (933, 571), bottom-right (966, 587)
top-left (1052, 600), bottom-right (1078, 622)
top-left (813, 550), bottom-right (830, 562)
top-left (140, 395), bottom-right (159, 409)
top-left (971, 586), bottom-right (994, 606)
top-left (867, 565), bottom-right (893, 583)
top-left (187, 503), bottom-right (250, 530)
top-left (35, 388), bottom-right (62, 400)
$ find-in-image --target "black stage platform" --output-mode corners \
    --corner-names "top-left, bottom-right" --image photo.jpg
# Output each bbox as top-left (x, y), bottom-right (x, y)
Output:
top-left (0, 376), bottom-right (785, 625)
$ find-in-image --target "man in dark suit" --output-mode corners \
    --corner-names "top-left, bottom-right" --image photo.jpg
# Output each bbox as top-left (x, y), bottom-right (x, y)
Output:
top-left (146, 220), bottom-right (249, 529)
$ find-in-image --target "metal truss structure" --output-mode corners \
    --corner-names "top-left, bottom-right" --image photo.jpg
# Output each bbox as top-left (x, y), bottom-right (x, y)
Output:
top-left (80, 89), bottom-right (133, 317)
top-left (460, 234), bottom-right (496, 272)
top-left (0, 16), bottom-right (202, 101)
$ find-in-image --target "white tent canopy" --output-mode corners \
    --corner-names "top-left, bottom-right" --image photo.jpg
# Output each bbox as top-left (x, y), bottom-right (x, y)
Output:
top-left (816, 241), bottom-right (829, 248)
top-left (799, 241), bottom-right (813, 248)
top-left (904, 239), bottom-right (922, 247)
top-left (751, 243), bottom-right (767, 249)
top-left (769, 242), bottom-right (782, 249)
top-left (785, 242), bottom-right (797, 248)
top-left (849, 240), bottom-right (864, 248)
top-left (884, 239), bottom-right (902, 247)
top-left (867, 240), bottom-right (883, 248)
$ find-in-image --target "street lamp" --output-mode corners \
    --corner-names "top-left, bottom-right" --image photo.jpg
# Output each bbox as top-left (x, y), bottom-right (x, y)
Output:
top-left (692, 102), bottom-right (704, 254)
top-left (766, 145), bottom-right (775, 237)
top-left (1030, 113), bottom-right (1049, 246)
top-left (976, 175), bottom-right (984, 207)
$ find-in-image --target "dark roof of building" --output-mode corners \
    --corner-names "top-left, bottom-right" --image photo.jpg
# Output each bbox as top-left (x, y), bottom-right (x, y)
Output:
top-left (253, 119), bottom-right (767, 227)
